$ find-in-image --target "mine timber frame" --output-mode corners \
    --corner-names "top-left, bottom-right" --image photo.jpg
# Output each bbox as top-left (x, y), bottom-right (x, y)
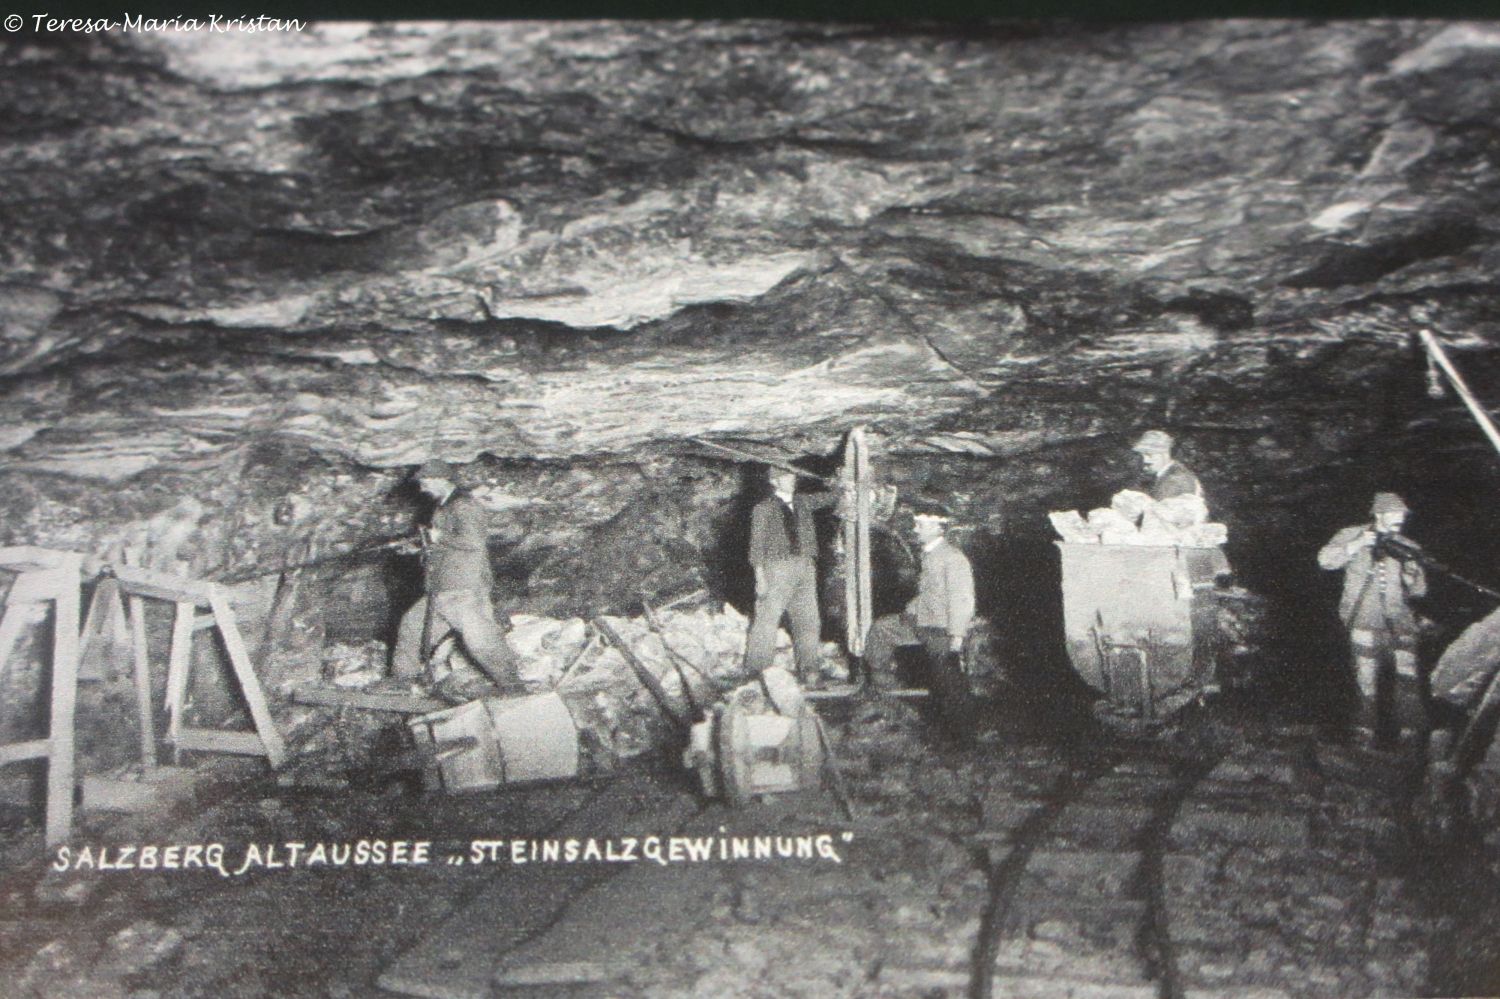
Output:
top-left (77, 557), bottom-right (285, 767)
top-left (0, 548), bottom-right (285, 845)
top-left (0, 548), bottom-right (82, 846)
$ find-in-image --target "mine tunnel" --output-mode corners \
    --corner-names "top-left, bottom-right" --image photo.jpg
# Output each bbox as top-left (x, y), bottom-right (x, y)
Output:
top-left (5, 17), bottom-right (1500, 999)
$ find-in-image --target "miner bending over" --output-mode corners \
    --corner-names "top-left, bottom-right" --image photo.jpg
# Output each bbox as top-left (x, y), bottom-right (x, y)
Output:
top-left (413, 459), bottom-right (523, 701)
top-left (743, 466), bottom-right (839, 681)
top-left (1318, 492), bottom-right (1427, 749)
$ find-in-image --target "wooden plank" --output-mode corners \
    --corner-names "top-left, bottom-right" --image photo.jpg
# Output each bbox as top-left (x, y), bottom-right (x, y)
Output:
top-left (208, 585), bottom-right (286, 767)
top-left (192, 614), bottom-right (218, 631)
top-left (77, 577), bottom-right (112, 679)
top-left (804, 685), bottom-right (929, 700)
top-left (0, 546), bottom-right (69, 569)
top-left (593, 617), bottom-right (686, 731)
top-left (0, 738), bottom-right (49, 765)
top-left (97, 562), bottom-right (213, 605)
top-left (841, 427), bottom-right (873, 657)
top-left (44, 563), bottom-right (80, 847)
top-left (128, 595), bottom-right (157, 767)
top-left (854, 427), bottom-right (873, 651)
top-left (175, 727), bottom-right (269, 757)
top-left (78, 578), bottom-right (130, 681)
top-left (0, 601), bottom-right (31, 688)
top-left (164, 601), bottom-right (195, 754)
top-left (6, 569), bottom-right (66, 606)
top-left (290, 684), bottom-right (447, 715)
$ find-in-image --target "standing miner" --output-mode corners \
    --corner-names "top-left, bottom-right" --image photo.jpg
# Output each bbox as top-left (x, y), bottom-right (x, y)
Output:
top-left (1131, 430), bottom-right (1205, 504)
top-left (743, 466), bottom-right (841, 682)
top-left (862, 505), bottom-right (978, 741)
top-left (411, 459), bottom-right (524, 702)
top-left (1318, 492), bottom-right (1428, 749)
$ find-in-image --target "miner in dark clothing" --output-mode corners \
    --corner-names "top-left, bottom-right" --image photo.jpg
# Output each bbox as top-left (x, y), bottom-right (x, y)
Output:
top-left (413, 459), bottom-right (523, 700)
top-left (743, 466), bottom-right (839, 681)
top-left (1132, 429), bottom-right (1205, 505)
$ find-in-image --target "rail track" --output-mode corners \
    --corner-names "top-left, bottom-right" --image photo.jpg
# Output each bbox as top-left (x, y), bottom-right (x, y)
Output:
top-left (967, 728), bottom-right (1314, 999)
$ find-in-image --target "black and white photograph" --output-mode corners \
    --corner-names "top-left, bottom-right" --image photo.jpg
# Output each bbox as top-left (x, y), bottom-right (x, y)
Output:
top-left (2, 13), bottom-right (1500, 997)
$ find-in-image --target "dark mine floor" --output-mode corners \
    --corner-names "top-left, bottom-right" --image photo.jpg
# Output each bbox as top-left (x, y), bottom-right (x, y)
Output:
top-left (0, 692), bottom-right (1494, 999)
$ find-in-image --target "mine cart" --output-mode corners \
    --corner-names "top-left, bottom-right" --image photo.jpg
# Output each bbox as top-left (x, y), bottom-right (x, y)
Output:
top-left (1057, 542), bottom-right (1229, 722)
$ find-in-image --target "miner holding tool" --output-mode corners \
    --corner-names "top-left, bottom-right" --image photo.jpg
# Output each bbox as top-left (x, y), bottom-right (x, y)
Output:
top-left (1318, 492), bottom-right (1428, 749)
top-left (409, 459), bottom-right (524, 704)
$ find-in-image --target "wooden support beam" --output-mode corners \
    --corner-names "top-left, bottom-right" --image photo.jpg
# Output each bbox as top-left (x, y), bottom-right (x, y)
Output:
top-left (101, 563), bottom-right (213, 606)
top-left (128, 595), bottom-right (157, 767)
top-left (1420, 329), bottom-right (1500, 461)
top-left (7, 569), bottom-right (67, 606)
top-left (175, 727), bottom-right (269, 757)
top-left (192, 614), bottom-right (218, 632)
top-left (79, 577), bottom-right (128, 681)
top-left (207, 585), bottom-right (286, 768)
top-left (44, 559), bottom-right (80, 847)
top-left (289, 684), bottom-right (446, 715)
top-left (0, 601), bottom-right (29, 687)
top-left (165, 601), bottom-right (195, 759)
top-left (0, 546), bottom-right (71, 570)
top-left (0, 738), bottom-right (49, 766)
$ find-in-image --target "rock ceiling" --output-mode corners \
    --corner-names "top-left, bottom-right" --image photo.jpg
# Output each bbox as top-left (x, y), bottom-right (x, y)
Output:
top-left (2, 19), bottom-right (1499, 482)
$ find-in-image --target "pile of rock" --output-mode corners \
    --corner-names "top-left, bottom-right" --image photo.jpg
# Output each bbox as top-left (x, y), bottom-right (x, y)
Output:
top-left (281, 604), bottom-right (851, 778)
top-left (1050, 489), bottom-right (1227, 547)
top-left (506, 602), bottom-right (848, 761)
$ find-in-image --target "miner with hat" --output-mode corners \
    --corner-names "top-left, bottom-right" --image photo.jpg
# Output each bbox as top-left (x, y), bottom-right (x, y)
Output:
top-left (861, 502), bottom-right (978, 741)
top-left (743, 465), bottom-right (843, 682)
top-left (403, 458), bottom-right (524, 702)
top-left (1318, 492), bottom-right (1428, 748)
top-left (1131, 429), bottom-right (1205, 505)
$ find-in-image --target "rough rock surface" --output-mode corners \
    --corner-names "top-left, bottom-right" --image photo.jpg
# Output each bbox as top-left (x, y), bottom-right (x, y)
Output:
top-left (2, 21), bottom-right (1499, 480)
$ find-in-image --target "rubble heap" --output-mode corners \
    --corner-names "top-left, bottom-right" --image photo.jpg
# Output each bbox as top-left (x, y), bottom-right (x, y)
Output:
top-left (512, 603), bottom-right (848, 760)
top-left (306, 602), bottom-right (850, 768)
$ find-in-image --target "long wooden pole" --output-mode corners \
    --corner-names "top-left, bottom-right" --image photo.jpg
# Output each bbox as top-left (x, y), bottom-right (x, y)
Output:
top-left (1418, 329), bottom-right (1500, 459)
top-left (687, 437), bottom-right (838, 487)
top-left (593, 617), bottom-right (687, 731)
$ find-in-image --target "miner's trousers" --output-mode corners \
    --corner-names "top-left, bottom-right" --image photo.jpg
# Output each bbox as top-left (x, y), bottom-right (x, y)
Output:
top-left (865, 614), bottom-right (977, 743)
top-left (743, 556), bottom-right (822, 679)
top-left (425, 588), bottom-right (522, 687)
top-left (1349, 624), bottom-right (1423, 748)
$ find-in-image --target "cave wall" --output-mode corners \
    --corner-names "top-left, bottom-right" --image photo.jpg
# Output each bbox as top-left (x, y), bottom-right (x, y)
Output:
top-left (4, 20), bottom-right (1500, 772)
